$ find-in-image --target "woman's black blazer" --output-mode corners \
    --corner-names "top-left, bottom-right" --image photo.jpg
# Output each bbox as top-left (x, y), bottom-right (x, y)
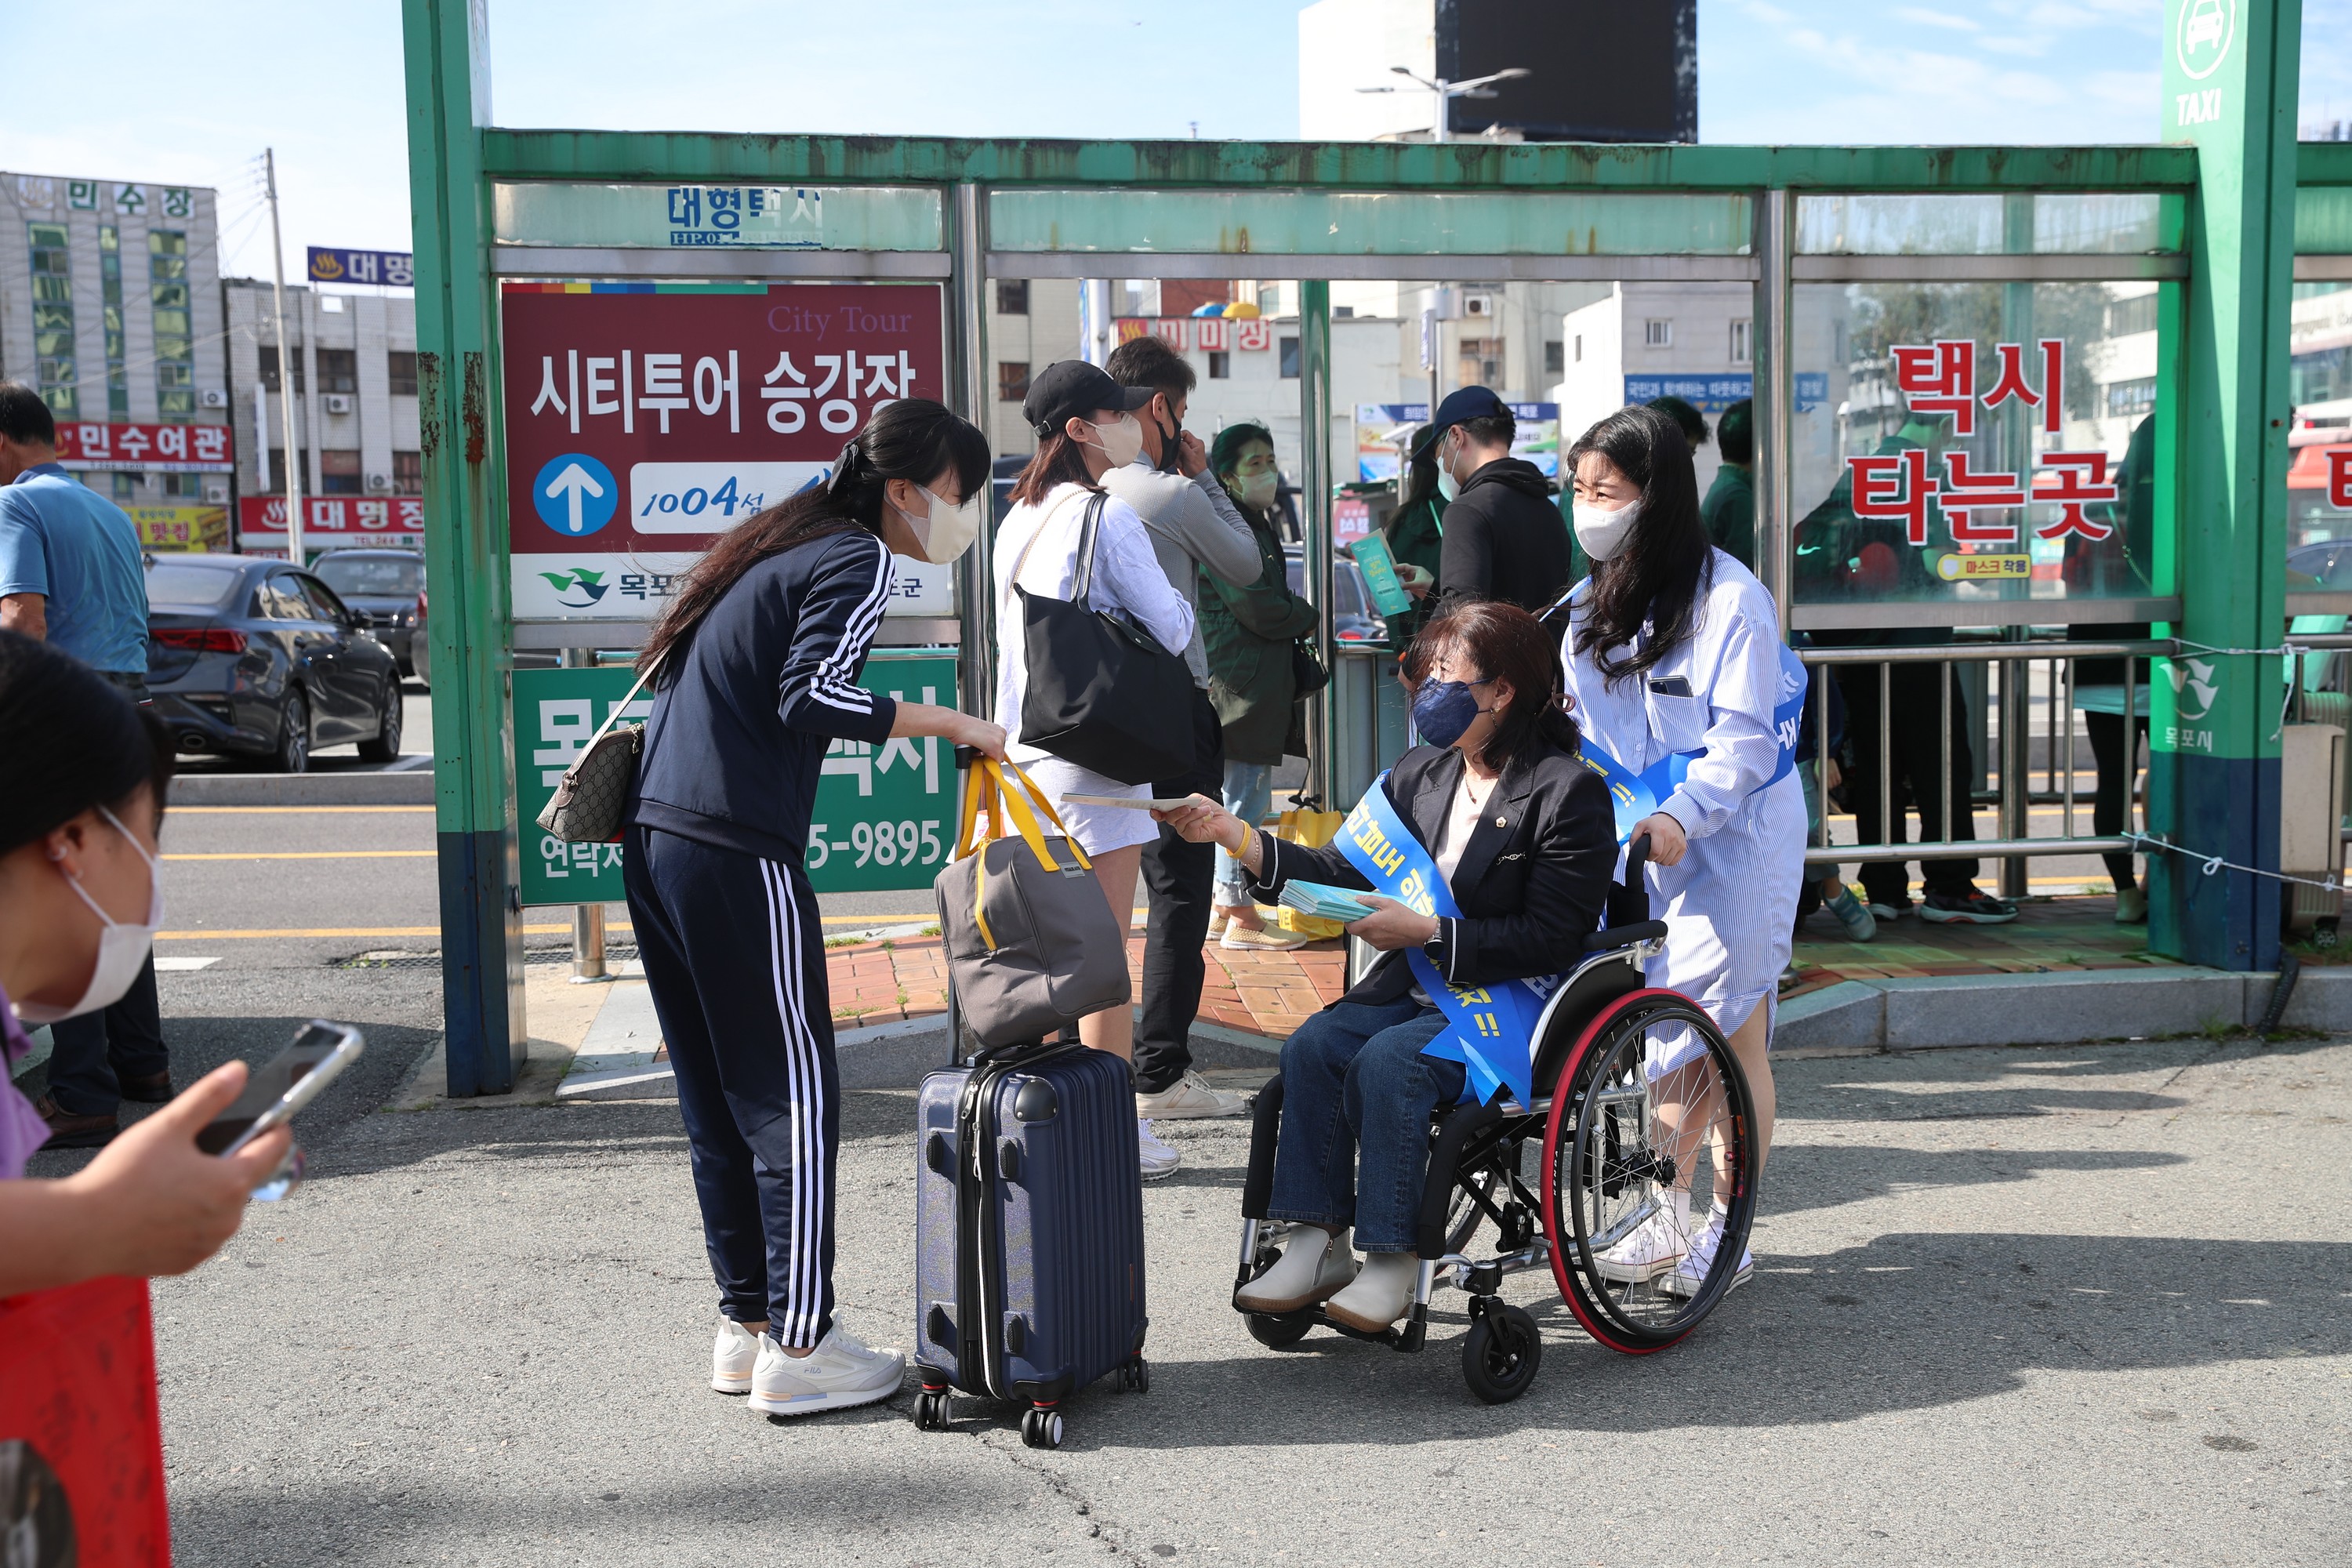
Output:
top-left (1244, 739), bottom-right (1618, 1008)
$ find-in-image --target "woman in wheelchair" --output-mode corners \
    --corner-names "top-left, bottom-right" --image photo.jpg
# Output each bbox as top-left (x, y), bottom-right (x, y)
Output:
top-left (1157, 599), bottom-right (1617, 1333)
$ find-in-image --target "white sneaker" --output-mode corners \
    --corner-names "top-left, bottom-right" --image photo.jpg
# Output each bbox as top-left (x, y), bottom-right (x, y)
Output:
top-left (1136, 1069), bottom-right (1250, 1120)
top-left (1323, 1252), bottom-right (1420, 1333)
top-left (1138, 1119), bottom-right (1181, 1181)
top-left (1593, 1189), bottom-right (1692, 1285)
top-left (748, 1323), bottom-right (906, 1417)
top-left (1236, 1225), bottom-right (1357, 1313)
top-left (1660, 1218), bottom-right (1754, 1298)
top-left (712, 1318), bottom-right (761, 1394)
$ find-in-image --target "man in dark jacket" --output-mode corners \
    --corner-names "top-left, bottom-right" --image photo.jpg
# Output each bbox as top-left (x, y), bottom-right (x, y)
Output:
top-left (1421, 387), bottom-right (1570, 612)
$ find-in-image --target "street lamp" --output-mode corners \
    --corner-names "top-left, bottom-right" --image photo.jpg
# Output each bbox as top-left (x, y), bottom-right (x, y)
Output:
top-left (1356, 64), bottom-right (1531, 144)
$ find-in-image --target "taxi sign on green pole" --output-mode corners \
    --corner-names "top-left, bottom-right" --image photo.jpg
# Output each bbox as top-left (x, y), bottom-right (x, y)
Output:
top-left (514, 649), bottom-right (961, 905)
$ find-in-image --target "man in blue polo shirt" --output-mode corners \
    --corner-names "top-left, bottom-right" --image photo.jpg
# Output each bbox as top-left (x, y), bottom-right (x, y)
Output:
top-left (0, 381), bottom-right (174, 1148)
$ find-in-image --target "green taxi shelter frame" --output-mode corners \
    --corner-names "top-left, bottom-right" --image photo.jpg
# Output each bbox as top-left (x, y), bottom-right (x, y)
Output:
top-left (405, 0), bottom-right (2321, 1092)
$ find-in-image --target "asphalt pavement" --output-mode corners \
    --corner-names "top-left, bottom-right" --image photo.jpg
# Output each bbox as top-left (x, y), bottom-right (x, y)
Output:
top-left (18, 760), bottom-right (2346, 1564)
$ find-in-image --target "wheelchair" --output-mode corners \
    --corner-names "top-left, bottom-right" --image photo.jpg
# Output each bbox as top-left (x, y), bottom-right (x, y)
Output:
top-left (1230, 837), bottom-right (1760, 1403)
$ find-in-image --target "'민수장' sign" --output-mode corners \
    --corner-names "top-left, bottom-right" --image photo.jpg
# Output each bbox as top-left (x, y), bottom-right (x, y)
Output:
top-left (499, 281), bottom-right (949, 622)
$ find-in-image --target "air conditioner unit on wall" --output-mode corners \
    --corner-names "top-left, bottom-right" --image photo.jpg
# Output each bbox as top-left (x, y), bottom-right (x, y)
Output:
top-left (1461, 293), bottom-right (1498, 320)
top-left (365, 472), bottom-right (391, 493)
top-left (203, 481), bottom-right (228, 503)
top-left (323, 393), bottom-right (354, 415)
top-left (199, 388), bottom-right (228, 408)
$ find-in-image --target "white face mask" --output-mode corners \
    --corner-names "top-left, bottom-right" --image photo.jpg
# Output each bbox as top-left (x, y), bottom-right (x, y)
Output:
top-left (1571, 496), bottom-right (1643, 562)
top-left (1435, 430), bottom-right (1468, 504)
top-left (1085, 413), bottom-right (1145, 470)
top-left (1234, 470), bottom-right (1279, 510)
top-left (892, 483), bottom-right (982, 565)
top-left (16, 806), bottom-right (165, 1025)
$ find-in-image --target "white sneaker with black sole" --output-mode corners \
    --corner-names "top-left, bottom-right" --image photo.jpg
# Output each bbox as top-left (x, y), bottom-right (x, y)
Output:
top-left (748, 1324), bottom-right (906, 1417)
top-left (712, 1318), bottom-right (761, 1394)
top-left (1593, 1191), bottom-right (1691, 1285)
top-left (1660, 1219), bottom-right (1754, 1298)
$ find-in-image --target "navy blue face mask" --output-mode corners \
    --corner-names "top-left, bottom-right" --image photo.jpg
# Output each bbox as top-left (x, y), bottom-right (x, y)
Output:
top-left (1411, 678), bottom-right (1494, 750)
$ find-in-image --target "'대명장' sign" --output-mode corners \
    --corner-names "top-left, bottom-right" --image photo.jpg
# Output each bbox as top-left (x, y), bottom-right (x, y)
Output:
top-left (307, 247), bottom-right (415, 287)
top-left (514, 650), bottom-right (961, 904)
top-left (238, 496), bottom-right (424, 548)
top-left (56, 421), bottom-right (234, 473)
top-left (500, 281), bottom-right (950, 622)
top-left (1845, 339), bottom-right (2119, 545)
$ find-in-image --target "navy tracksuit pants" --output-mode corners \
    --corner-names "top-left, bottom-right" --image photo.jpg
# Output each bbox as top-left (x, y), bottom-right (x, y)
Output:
top-left (624, 825), bottom-right (840, 1348)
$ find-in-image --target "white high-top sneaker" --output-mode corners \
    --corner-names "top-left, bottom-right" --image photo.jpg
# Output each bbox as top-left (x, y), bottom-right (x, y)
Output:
top-left (748, 1324), bottom-right (906, 1417)
top-left (712, 1319), bottom-right (762, 1394)
top-left (1594, 1188), bottom-right (1693, 1285)
top-left (1235, 1225), bottom-right (1358, 1313)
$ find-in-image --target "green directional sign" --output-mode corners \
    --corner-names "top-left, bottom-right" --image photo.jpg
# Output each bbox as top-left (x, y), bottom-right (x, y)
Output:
top-left (514, 648), bottom-right (961, 906)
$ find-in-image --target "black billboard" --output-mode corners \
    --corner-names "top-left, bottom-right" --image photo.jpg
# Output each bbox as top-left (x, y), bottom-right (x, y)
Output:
top-left (1436, 0), bottom-right (1697, 143)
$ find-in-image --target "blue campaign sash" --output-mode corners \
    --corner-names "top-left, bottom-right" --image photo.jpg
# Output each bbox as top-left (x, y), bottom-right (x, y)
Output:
top-left (1573, 642), bottom-right (1809, 844)
top-left (1334, 774), bottom-right (1560, 1105)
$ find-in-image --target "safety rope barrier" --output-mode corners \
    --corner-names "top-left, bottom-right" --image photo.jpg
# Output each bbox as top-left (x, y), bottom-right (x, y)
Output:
top-left (2120, 831), bottom-right (2347, 895)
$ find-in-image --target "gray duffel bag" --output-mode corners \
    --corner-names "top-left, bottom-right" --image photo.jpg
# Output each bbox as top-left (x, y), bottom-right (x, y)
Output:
top-left (934, 759), bottom-right (1131, 1047)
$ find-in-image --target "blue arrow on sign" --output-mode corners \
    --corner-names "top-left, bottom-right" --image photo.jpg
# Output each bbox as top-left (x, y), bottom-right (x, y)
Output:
top-left (532, 453), bottom-right (618, 537)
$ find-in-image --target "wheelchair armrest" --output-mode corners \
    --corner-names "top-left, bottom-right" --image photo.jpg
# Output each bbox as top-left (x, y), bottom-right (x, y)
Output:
top-left (1238, 1074), bottom-right (1284, 1221)
top-left (1583, 920), bottom-right (1667, 953)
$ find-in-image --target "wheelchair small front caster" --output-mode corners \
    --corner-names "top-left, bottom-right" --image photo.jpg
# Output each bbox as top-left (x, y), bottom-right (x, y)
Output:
top-left (1461, 1300), bottom-right (1542, 1405)
top-left (911, 1389), bottom-right (949, 1430)
top-left (1021, 1406), bottom-right (1065, 1449)
top-left (1247, 1311), bottom-right (1315, 1349)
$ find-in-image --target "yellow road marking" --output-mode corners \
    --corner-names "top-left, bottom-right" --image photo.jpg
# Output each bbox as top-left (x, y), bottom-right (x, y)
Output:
top-left (163, 851), bottom-right (437, 861)
top-left (159, 922), bottom-right (634, 941)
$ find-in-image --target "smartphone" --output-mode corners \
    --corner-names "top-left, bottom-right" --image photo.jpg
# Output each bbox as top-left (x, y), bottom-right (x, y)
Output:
top-left (196, 1021), bottom-right (365, 1157)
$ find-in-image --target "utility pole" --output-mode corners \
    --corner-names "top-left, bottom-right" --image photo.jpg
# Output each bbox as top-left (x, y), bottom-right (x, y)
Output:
top-left (263, 148), bottom-right (304, 566)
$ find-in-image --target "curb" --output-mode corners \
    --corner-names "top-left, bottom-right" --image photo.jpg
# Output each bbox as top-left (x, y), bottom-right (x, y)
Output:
top-left (1775, 964), bottom-right (2352, 1052)
top-left (172, 765), bottom-right (434, 807)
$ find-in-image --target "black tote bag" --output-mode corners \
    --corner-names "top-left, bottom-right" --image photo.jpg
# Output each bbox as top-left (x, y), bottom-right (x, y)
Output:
top-left (1014, 492), bottom-right (1196, 786)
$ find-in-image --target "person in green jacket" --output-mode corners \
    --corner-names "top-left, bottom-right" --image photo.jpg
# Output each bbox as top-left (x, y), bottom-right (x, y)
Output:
top-left (1375, 425), bottom-right (1443, 654)
top-left (1200, 423), bottom-right (1318, 951)
top-left (1700, 397), bottom-right (1757, 572)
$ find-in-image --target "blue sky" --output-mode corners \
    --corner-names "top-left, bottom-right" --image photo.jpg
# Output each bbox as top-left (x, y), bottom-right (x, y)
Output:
top-left (13, 1), bottom-right (2350, 278)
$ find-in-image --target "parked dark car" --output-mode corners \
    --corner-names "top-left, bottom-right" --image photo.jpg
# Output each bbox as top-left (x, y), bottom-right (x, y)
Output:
top-left (144, 553), bottom-right (405, 772)
top-left (312, 547), bottom-right (425, 676)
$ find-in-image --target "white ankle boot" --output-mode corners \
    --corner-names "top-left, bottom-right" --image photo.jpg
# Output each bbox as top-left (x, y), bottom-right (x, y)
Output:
top-left (1236, 1225), bottom-right (1357, 1313)
top-left (1323, 1251), bottom-right (1419, 1331)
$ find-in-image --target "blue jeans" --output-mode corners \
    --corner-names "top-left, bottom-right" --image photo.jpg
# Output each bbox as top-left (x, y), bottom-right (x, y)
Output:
top-left (1269, 999), bottom-right (1465, 1253)
top-left (1215, 759), bottom-right (1274, 906)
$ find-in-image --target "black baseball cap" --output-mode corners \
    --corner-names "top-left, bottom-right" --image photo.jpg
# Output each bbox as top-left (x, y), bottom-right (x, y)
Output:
top-left (1413, 386), bottom-right (1513, 458)
top-left (1022, 360), bottom-right (1154, 440)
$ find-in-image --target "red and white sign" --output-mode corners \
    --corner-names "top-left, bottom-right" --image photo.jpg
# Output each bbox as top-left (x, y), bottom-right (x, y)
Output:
top-left (56, 419), bottom-right (234, 473)
top-left (500, 283), bottom-right (944, 558)
top-left (1236, 318), bottom-right (1273, 353)
top-left (238, 495), bottom-right (424, 543)
top-left (2333, 449), bottom-right (2352, 510)
top-left (1889, 338), bottom-right (2063, 438)
top-left (1115, 317), bottom-right (1274, 354)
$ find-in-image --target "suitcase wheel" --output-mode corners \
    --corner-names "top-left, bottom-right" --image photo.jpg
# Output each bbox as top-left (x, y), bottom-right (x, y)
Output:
top-left (912, 1390), bottom-right (950, 1430)
top-left (1117, 1356), bottom-right (1150, 1394)
top-left (1020, 1406), bottom-right (1065, 1450)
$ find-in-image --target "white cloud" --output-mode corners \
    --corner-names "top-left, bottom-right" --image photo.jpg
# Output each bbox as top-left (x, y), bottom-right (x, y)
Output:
top-left (1891, 6), bottom-right (1981, 32)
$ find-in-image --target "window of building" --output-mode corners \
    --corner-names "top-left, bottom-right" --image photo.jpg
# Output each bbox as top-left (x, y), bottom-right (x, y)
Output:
top-left (2106, 293), bottom-right (2159, 337)
top-left (258, 345), bottom-right (304, 395)
top-left (162, 473), bottom-right (202, 498)
top-left (2105, 376), bottom-right (2158, 418)
top-left (1207, 350), bottom-right (1230, 380)
top-left (394, 450), bottom-right (423, 493)
top-left (997, 361), bottom-right (1032, 403)
top-left (1573, 334), bottom-right (1584, 363)
top-left (28, 223), bottom-right (75, 416)
top-left (111, 474), bottom-right (136, 503)
top-left (1730, 319), bottom-right (1753, 364)
top-left (387, 350), bottom-right (418, 396)
top-left (149, 231), bottom-right (194, 421)
top-left (1544, 340), bottom-right (1565, 376)
top-left (320, 449), bottom-right (364, 495)
top-left (317, 349), bottom-right (358, 396)
top-left (1643, 319), bottom-right (1673, 348)
top-left (98, 225), bottom-right (129, 419)
top-left (1457, 338), bottom-right (1501, 387)
top-left (1279, 336), bottom-right (1301, 379)
top-left (996, 280), bottom-right (1029, 316)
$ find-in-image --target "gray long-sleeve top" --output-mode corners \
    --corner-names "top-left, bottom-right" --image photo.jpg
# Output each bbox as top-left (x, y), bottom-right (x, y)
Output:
top-left (1099, 458), bottom-right (1263, 687)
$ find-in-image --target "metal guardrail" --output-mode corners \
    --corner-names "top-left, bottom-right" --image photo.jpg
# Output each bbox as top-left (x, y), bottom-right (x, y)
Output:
top-left (1799, 637), bottom-right (2168, 879)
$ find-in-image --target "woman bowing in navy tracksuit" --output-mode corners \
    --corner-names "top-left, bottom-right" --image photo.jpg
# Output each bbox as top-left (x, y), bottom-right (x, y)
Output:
top-left (623, 399), bottom-right (999, 1419)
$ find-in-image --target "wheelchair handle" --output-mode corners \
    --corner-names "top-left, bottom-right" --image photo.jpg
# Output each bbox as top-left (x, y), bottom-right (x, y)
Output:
top-left (1624, 830), bottom-right (1652, 880)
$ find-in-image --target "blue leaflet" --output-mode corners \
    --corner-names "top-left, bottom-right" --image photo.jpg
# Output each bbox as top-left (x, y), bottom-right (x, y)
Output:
top-left (1333, 775), bottom-right (1560, 1105)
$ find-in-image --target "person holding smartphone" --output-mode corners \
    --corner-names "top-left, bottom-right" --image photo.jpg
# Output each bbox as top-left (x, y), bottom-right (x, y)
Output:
top-left (0, 630), bottom-right (291, 1295)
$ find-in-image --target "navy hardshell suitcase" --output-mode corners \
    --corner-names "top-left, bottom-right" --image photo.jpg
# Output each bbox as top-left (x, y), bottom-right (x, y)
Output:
top-left (910, 1039), bottom-right (1150, 1448)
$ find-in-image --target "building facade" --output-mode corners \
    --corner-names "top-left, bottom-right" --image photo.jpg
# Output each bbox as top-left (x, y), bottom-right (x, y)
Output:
top-left (0, 171), bottom-right (234, 545)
